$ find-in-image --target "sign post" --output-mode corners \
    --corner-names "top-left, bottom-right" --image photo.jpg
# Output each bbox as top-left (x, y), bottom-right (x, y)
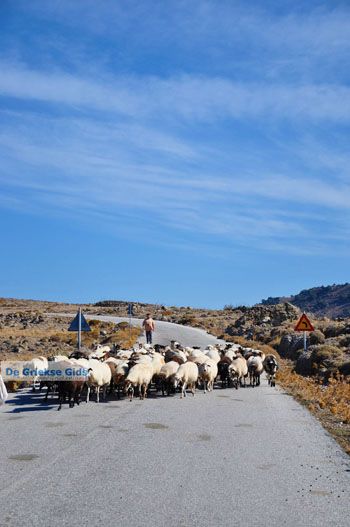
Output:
top-left (127, 304), bottom-right (134, 340)
top-left (294, 313), bottom-right (314, 353)
top-left (78, 307), bottom-right (82, 350)
top-left (68, 308), bottom-right (91, 350)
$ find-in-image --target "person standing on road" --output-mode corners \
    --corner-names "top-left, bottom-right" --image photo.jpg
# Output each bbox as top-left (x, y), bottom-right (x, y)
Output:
top-left (143, 314), bottom-right (155, 344)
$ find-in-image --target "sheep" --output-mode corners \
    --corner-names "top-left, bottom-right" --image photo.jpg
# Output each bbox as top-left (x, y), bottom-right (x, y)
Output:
top-left (164, 349), bottom-right (187, 364)
top-left (247, 356), bottom-right (264, 387)
top-left (86, 359), bottom-right (112, 403)
top-left (217, 357), bottom-right (232, 388)
top-left (116, 349), bottom-right (133, 360)
top-left (158, 361), bottom-right (179, 396)
top-left (198, 359), bottom-right (218, 393)
top-left (173, 362), bottom-right (199, 398)
top-left (186, 348), bottom-right (203, 359)
top-left (187, 351), bottom-right (209, 366)
top-left (124, 363), bottom-right (154, 401)
top-left (49, 355), bottom-right (69, 362)
top-left (129, 352), bottom-right (152, 367)
top-left (263, 355), bottom-right (279, 387)
top-left (228, 356), bottom-right (248, 389)
top-left (28, 356), bottom-right (48, 391)
top-left (88, 345), bottom-right (110, 360)
top-left (150, 352), bottom-right (165, 377)
top-left (112, 361), bottom-right (130, 398)
top-left (57, 380), bottom-right (84, 411)
top-left (224, 348), bottom-right (238, 361)
top-left (204, 348), bottom-right (221, 363)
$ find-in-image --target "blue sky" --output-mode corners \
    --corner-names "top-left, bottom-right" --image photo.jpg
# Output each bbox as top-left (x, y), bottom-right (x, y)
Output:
top-left (0, 1), bottom-right (349, 308)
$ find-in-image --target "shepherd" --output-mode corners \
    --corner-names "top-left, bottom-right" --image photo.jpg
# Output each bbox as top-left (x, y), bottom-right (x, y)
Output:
top-left (142, 313), bottom-right (155, 344)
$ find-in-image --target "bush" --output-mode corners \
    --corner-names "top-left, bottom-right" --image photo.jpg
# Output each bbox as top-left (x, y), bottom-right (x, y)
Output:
top-left (309, 330), bottom-right (325, 345)
top-left (339, 335), bottom-right (350, 348)
top-left (324, 324), bottom-right (347, 338)
top-left (116, 322), bottom-right (129, 330)
top-left (310, 345), bottom-right (344, 367)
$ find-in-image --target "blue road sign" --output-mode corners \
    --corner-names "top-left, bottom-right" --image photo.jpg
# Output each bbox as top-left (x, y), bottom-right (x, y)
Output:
top-left (68, 311), bottom-right (91, 332)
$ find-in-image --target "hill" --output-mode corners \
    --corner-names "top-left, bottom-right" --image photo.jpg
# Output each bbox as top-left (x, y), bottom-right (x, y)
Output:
top-left (261, 283), bottom-right (350, 318)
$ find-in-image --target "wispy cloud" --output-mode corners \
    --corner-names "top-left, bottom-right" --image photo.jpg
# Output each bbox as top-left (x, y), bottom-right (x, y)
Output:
top-left (0, 1), bottom-right (349, 261)
top-left (1, 63), bottom-right (350, 123)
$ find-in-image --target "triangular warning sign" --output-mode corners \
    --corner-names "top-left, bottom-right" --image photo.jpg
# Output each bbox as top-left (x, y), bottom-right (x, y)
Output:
top-left (294, 313), bottom-right (314, 332)
top-left (68, 311), bottom-right (91, 332)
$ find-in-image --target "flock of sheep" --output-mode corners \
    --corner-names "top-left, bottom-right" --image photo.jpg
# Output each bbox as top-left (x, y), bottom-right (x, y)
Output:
top-left (26, 341), bottom-right (279, 410)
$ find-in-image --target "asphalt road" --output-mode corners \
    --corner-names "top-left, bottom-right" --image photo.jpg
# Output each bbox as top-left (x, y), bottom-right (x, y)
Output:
top-left (0, 320), bottom-right (349, 527)
top-left (49, 312), bottom-right (226, 347)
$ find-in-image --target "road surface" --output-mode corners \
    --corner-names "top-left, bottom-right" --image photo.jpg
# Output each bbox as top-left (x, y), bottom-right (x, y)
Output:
top-left (0, 319), bottom-right (349, 527)
top-left (49, 312), bottom-right (226, 347)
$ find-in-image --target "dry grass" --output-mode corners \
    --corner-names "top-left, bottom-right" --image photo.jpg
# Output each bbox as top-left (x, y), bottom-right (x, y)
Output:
top-left (278, 361), bottom-right (350, 455)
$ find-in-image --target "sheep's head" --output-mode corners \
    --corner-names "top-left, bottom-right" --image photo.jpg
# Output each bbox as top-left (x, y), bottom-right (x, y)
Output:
top-left (228, 366), bottom-right (238, 379)
top-left (124, 380), bottom-right (134, 399)
top-left (173, 374), bottom-right (181, 389)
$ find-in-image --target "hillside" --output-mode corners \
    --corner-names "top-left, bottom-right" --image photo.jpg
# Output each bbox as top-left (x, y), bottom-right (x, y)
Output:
top-left (261, 283), bottom-right (350, 318)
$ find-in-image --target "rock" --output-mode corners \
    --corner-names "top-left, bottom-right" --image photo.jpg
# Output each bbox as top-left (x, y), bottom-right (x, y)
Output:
top-left (339, 361), bottom-right (350, 376)
top-left (295, 351), bottom-right (313, 376)
top-left (278, 334), bottom-right (305, 359)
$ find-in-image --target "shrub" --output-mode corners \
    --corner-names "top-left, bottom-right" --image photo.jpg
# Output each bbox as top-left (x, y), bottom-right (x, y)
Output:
top-left (310, 345), bottom-right (344, 367)
top-left (116, 321), bottom-right (129, 330)
top-left (339, 335), bottom-right (350, 348)
top-left (309, 330), bottom-right (325, 345)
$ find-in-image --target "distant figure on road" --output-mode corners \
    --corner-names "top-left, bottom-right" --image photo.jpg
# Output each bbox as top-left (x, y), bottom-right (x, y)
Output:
top-left (143, 314), bottom-right (155, 344)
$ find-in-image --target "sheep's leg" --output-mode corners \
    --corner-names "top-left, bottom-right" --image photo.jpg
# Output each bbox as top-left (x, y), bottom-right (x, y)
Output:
top-left (86, 385), bottom-right (90, 403)
top-left (57, 391), bottom-right (62, 411)
top-left (96, 387), bottom-right (100, 403)
top-left (192, 383), bottom-right (196, 396)
top-left (203, 380), bottom-right (207, 394)
top-left (181, 382), bottom-right (187, 398)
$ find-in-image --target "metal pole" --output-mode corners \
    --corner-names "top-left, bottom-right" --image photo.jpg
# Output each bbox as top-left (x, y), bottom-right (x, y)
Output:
top-left (303, 331), bottom-right (307, 353)
top-left (78, 307), bottom-right (82, 350)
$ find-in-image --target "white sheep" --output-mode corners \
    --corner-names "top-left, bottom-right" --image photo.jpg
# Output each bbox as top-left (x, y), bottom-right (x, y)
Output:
top-left (174, 362), bottom-right (199, 398)
top-left (86, 359), bottom-right (112, 403)
top-left (247, 356), bottom-right (264, 387)
top-left (204, 348), bottom-right (221, 363)
top-left (26, 356), bottom-right (48, 391)
top-left (88, 345), bottom-right (111, 360)
top-left (124, 363), bottom-right (154, 401)
top-left (198, 358), bottom-right (218, 393)
top-left (116, 349), bottom-right (133, 360)
top-left (228, 356), bottom-right (248, 388)
top-left (187, 352), bottom-right (209, 366)
top-left (149, 352), bottom-right (165, 377)
top-left (158, 361), bottom-right (179, 396)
